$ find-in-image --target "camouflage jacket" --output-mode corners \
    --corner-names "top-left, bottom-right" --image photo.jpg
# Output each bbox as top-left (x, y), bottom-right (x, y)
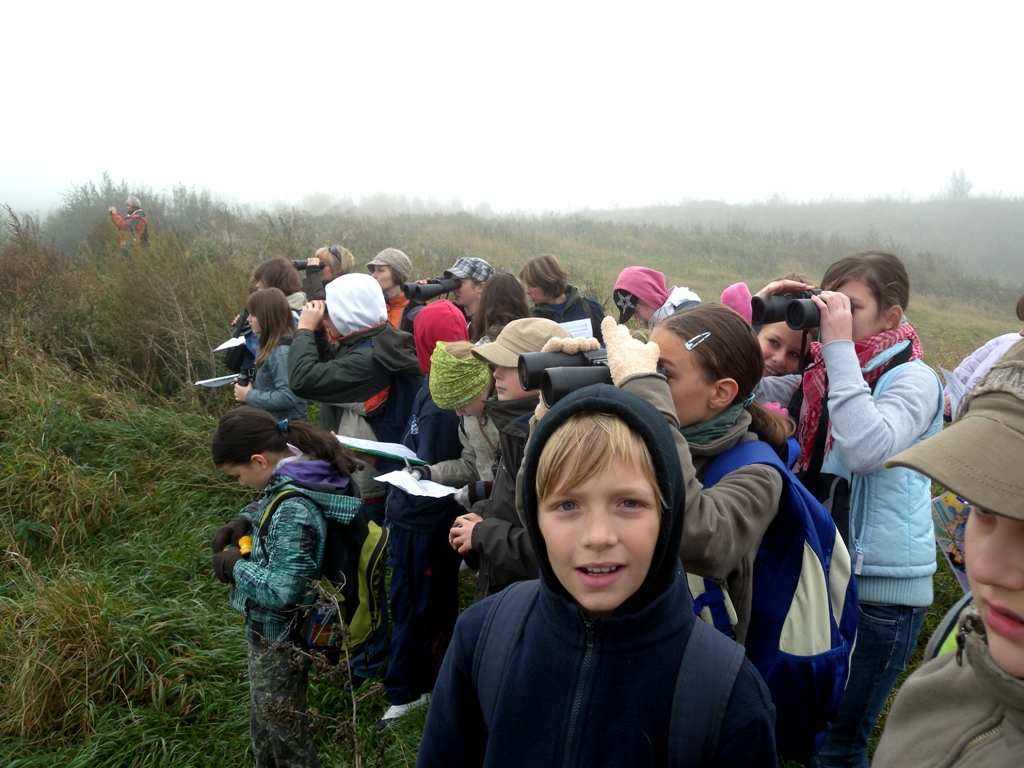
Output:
top-left (229, 473), bottom-right (362, 644)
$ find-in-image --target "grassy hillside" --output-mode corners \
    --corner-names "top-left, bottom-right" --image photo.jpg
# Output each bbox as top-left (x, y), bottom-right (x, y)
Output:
top-left (1, 201), bottom-right (1020, 766)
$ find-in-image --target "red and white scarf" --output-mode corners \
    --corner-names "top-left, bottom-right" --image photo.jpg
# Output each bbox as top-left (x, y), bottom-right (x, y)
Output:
top-left (794, 324), bottom-right (923, 472)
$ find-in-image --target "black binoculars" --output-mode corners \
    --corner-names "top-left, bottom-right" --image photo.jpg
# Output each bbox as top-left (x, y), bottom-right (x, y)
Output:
top-left (403, 277), bottom-right (461, 301)
top-left (517, 349), bottom-right (612, 408)
top-left (751, 289), bottom-right (822, 331)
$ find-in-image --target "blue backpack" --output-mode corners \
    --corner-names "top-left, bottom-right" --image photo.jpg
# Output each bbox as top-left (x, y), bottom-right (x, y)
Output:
top-left (472, 579), bottom-right (748, 768)
top-left (694, 440), bottom-right (858, 762)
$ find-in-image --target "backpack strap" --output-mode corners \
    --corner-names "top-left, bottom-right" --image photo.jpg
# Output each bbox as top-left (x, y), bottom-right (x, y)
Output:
top-left (669, 619), bottom-right (747, 768)
top-left (690, 579), bottom-right (737, 640)
top-left (256, 489), bottom-right (305, 535)
top-left (784, 437), bottom-right (800, 470)
top-left (471, 580), bottom-right (541, 732)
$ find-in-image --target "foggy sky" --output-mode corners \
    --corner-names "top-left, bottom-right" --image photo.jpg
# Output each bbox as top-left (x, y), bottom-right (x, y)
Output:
top-left (3, 1), bottom-right (1024, 215)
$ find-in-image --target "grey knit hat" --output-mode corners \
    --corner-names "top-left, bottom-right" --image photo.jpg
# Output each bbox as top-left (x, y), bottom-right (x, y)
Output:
top-left (366, 248), bottom-right (413, 284)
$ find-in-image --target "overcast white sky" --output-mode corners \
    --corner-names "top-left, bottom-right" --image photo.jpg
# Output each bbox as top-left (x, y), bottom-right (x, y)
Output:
top-left (3, 1), bottom-right (1022, 214)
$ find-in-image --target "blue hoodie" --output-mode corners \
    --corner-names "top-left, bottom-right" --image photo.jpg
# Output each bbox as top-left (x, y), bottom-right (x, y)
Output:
top-left (417, 385), bottom-right (776, 768)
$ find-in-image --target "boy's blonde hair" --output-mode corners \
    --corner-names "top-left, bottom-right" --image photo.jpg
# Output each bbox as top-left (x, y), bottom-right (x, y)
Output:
top-left (535, 412), bottom-right (663, 515)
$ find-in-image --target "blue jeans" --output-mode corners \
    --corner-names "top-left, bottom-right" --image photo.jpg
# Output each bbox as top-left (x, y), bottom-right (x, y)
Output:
top-left (810, 602), bottom-right (926, 768)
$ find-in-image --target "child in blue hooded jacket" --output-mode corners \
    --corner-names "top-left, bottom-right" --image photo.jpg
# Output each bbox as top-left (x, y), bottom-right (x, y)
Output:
top-left (417, 385), bottom-right (776, 767)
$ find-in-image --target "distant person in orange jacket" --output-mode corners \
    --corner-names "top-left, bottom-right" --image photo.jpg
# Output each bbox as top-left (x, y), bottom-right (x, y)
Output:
top-left (108, 196), bottom-right (148, 250)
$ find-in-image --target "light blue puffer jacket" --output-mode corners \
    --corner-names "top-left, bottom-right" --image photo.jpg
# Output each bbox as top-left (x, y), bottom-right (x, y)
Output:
top-left (822, 359), bottom-right (942, 607)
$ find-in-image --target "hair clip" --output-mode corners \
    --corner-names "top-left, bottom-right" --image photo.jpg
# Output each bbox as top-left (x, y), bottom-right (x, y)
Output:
top-left (685, 332), bottom-right (711, 350)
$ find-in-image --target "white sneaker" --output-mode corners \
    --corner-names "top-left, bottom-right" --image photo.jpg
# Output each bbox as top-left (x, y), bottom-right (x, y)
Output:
top-left (376, 693), bottom-right (430, 729)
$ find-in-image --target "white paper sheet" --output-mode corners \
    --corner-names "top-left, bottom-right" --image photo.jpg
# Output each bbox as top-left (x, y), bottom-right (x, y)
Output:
top-left (375, 470), bottom-right (457, 498)
top-left (940, 367), bottom-right (966, 421)
top-left (334, 435), bottom-right (427, 464)
top-left (194, 374), bottom-right (239, 387)
top-left (559, 319), bottom-right (594, 339)
top-left (214, 336), bottom-right (248, 352)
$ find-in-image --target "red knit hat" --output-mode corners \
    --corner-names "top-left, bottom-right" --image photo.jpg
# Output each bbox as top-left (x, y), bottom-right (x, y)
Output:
top-left (413, 300), bottom-right (469, 373)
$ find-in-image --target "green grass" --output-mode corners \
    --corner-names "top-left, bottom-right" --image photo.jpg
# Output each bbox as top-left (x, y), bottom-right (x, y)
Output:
top-left (1, 203), bottom-right (1012, 766)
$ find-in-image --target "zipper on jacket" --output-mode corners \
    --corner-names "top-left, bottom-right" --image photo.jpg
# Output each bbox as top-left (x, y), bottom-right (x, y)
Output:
top-left (854, 548), bottom-right (864, 576)
top-left (956, 724), bottom-right (1001, 760)
top-left (561, 618), bottom-right (596, 768)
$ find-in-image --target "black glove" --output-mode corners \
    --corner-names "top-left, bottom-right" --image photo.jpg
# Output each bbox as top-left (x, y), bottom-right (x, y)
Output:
top-left (212, 548), bottom-right (243, 583)
top-left (211, 515), bottom-right (250, 553)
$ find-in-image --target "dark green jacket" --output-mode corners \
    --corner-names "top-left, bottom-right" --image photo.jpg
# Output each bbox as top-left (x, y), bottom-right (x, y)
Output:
top-left (287, 324), bottom-right (419, 499)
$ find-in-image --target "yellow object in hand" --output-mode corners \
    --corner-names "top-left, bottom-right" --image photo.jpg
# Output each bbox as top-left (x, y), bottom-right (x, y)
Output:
top-left (238, 536), bottom-right (252, 556)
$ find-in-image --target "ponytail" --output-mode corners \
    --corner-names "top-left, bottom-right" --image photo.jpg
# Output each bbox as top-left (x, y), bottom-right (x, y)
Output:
top-left (211, 406), bottom-right (360, 477)
top-left (746, 401), bottom-right (794, 452)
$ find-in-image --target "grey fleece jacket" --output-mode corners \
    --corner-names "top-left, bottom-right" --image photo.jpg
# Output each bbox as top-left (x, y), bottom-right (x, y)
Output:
top-left (873, 608), bottom-right (1024, 767)
top-left (822, 339), bottom-right (941, 474)
top-left (618, 373), bottom-right (783, 644)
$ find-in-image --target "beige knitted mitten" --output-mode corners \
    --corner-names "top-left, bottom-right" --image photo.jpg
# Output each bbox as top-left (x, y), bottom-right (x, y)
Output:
top-left (539, 336), bottom-right (602, 355)
top-left (602, 317), bottom-right (661, 385)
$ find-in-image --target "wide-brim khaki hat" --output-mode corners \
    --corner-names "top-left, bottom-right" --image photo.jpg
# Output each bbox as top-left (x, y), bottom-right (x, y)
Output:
top-left (885, 339), bottom-right (1024, 520)
top-left (472, 317), bottom-right (570, 369)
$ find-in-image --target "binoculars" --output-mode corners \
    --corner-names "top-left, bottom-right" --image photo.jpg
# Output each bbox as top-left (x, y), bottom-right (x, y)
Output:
top-left (291, 260), bottom-right (310, 270)
top-left (517, 349), bottom-right (612, 408)
top-left (403, 277), bottom-right (461, 301)
top-left (751, 289), bottom-right (822, 331)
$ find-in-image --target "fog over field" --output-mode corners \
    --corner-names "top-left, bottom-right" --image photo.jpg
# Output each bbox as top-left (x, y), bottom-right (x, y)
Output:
top-left (4, 2), bottom-right (1024, 213)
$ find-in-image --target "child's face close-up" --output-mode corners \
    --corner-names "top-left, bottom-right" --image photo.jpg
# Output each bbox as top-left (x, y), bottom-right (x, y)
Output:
top-left (248, 313), bottom-right (262, 335)
top-left (648, 327), bottom-right (722, 428)
top-left (832, 279), bottom-right (899, 343)
top-left (492, 365), bottom-right (531, 401)
top-left (538, 454), bottom-right (660, 617)
top-left (633, 301), bottom-right (656, 323)
top-left (455, 389), bottom-right (488, 418)
top-left (759, 321), bottom-right (804, 376)
top-left (965, 507), bottom-right (1024, 678)
top-left (220, 456), bottom-right (275, 490)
